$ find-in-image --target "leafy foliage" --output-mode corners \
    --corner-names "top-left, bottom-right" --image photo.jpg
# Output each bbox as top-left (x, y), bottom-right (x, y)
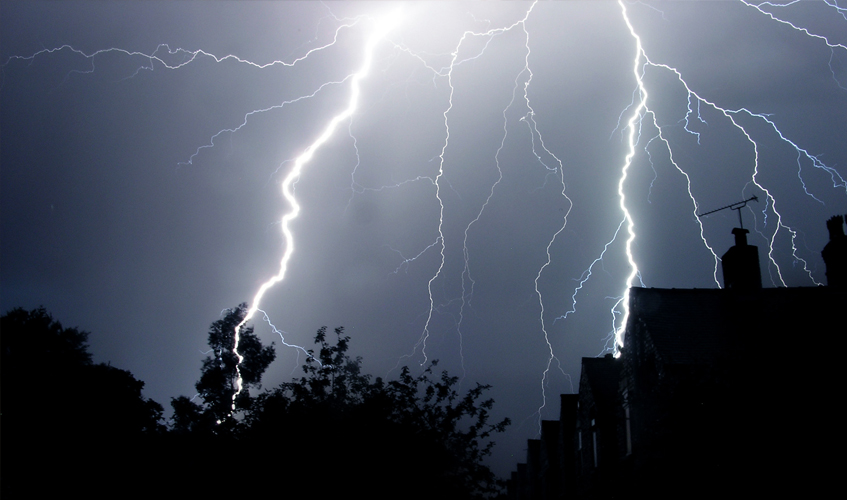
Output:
top-left (1, 306), bottom-right (165, 435)
top-left (246, 327), bottom-right (510, 498)
top-left (172, 303), bottom-right (275, 432)
top-left (1, 306), bottom-right (93, 367)
top-left (2, 305), bottom-right (509, 498)
top-left (1, 307), bottom-right (165, 498)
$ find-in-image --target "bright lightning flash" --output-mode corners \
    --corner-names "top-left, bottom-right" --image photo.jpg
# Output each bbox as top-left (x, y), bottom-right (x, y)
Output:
top-left (230, 10), bottom-right (402, 411)
top-left (609, 0), bottom-right (844, 351)
top-left (3, 1), bottom-right (844, 461)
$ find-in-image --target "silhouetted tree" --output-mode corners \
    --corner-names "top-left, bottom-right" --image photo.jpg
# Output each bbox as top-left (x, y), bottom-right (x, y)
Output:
top-left (1, 306), bottom-right (92, 367)
top-left (246, 327), bottom-right (510, 499)
top-left (171, 303), bottom-right (275, 433)
top-left (1, 307), bottom-right (164, 497)
top-left (1, 307), bottom-right (165, 436)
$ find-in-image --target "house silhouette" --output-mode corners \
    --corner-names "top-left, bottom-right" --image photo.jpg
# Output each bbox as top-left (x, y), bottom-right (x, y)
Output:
top-left (509, 215), bottom-right (847, 499)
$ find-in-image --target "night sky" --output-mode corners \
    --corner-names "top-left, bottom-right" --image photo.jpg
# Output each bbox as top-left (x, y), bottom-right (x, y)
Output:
top-left (2, 1), bottom-right (845, 475)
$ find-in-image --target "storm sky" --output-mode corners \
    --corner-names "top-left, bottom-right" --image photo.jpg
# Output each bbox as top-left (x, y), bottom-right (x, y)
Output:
top-left (2, 1), bottom-right (845, 474)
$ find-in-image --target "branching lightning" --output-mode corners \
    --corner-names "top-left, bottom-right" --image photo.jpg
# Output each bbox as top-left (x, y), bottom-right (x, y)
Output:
top-left (4, 0), bottom-right (845, 462)
top-left (393, 3), bottom-right (544, 371)
top-left (229, 11), bottom-right (402, 410)
top-left (605, 0), bottom-right (843, 349)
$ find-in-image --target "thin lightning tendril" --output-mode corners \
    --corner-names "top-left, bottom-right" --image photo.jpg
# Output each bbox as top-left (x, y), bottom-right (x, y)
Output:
top-left (455, 43), bottom-right (521, 382)
top-left (394, 3), bottom-right (541, 372)
top-left (257, 309), bottom-right (318, 369)
top-left (520, 57), bottom-right (576, 428)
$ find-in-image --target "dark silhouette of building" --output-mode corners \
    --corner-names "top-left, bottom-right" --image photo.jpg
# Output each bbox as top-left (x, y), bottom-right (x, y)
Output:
top-left (539, 420), bottom-right (562, 500)
top-left (509, 463), bottom-right (530, 500)
top-left (573, 355), bottom-right (621, 500)
top-left (822, 214), bottom-right (847, 287)
top-left (557, 394), bottom-right (578, 499)
top-left (509, 216), bottom-right (847, 499)
top-left (721, 227), bottom-right (762, 289)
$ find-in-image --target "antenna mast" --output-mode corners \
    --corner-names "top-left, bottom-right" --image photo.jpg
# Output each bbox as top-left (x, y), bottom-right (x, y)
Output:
top-left (697, 195), bottom-right (758, 229)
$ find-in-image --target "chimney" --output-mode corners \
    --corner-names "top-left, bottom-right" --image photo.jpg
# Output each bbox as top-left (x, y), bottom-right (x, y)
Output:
top-left (822, 215), bottom-right (847, 287)
top-left (721, 228), bottom-right (762, 289)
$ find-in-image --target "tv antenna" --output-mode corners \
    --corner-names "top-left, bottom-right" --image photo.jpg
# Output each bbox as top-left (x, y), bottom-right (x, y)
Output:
top-left (697, 195), bottom-right (758, 229)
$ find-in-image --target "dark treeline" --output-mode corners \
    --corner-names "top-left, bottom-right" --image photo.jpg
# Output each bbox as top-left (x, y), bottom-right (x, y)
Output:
top-left (1, 305), bottom-right (509, 499)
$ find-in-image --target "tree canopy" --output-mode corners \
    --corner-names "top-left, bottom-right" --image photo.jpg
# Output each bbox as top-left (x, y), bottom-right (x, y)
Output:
top-left (1, 307), bottom-right (165, 498)
top-left (1, 306), bottom-right (165, 436)
top-left (1, 306), bottom-right (509, 498)
top-left (243, 327), bottom-right (511, 498)
top-left (169, 319), bottom-right (510, 498)
top-left (171, 303), bottom-right (275, 433)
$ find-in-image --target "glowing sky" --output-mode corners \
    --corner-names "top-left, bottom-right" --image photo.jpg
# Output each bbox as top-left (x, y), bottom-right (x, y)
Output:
top-left (2, 1), bottom-right (845, 474)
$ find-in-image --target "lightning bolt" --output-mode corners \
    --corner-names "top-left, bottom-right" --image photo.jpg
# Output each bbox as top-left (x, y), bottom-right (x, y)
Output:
top-left (370, 3), bottom-right (580, 434)
top-left (393, 3), bottom-right (542, 372)
top-left (229, 11), bottom-right (402, 410)
top-left (604, 0), bottom-right (843, 351)
top-left (614, 1), bottom-right (646, 350)
top-left (519, 29), bottom-right (576, 425)
top-left (257, 309), bottom-right (319, 371)
top-left (4, 0), bottom-right (845, 464)
top-left (1, 12), bottom-right (367, 90)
